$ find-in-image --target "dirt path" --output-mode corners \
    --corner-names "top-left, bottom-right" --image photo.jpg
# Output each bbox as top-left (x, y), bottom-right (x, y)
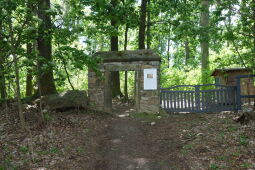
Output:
top-left (1, 103), bottom-right (254, 170)
top-left (93, 116), bottom-right (189, 170)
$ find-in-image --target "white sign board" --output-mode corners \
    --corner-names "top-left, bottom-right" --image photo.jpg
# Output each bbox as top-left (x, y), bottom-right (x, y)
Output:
top-left (144, 68), bottom-right (157, 90)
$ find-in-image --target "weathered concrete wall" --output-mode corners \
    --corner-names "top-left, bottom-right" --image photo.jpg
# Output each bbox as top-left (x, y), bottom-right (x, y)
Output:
top-left (88, 50), bottom-right (161, 113)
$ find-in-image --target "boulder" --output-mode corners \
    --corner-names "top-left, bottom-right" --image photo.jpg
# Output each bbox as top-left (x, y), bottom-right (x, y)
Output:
top-left (234, 111), bottom-right (255, 124)
top-left (39, 90), bottom-right (88, 111)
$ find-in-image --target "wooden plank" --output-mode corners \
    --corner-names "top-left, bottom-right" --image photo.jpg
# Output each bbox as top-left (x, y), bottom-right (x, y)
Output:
top-left (191, 92), bottom-right (194, 111)
top-left (169, 91), bottom-right (173, 110)
top-left (187, 92), bottom-right (190, 111)
top-left (212, 90), bottom-right (216, 111)
top-left (184, 92), bottom-right (187, 109)
top-left (173, 92), bottom-right (176, 110)
top-left (201, 91), bottom-right (204, 112)
top-left (225, 89), bottom-right (230, 110)
top-left (219, 89), bottom-right (224, 111)
top-left (216, 90), bottom-right (220, 111)
top-left (175, 92), bottom-right (178, 110)
top-left (166, 92), bottom-right (169, 109)
top-left (163, 92), bottom-right (166, 109)
top-left (180, 92), bottom-right (183, 109)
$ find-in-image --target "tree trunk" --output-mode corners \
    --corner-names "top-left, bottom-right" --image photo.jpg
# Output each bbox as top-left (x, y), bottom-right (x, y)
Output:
top-left (167, 38), bottom-right (170, 68)
top-left (0, 13), bottom-right (6, 100)
top-left (26, 43), bottom-right (33, 97)
top-left (25, 0), bottom-right (35, 97)
top-left (185, 40), bottom-right (190, 65)
top-left (200, 0), bottom-right (210, 84)
top-left (252, 0), bottom-right (255, 58)
top-left (37, 0), bottom-right (56, 95)
top-left (138, 0), bottom-right (147, 49)
top-left (146, 0), bottom-right (151, 49)
top-left (124, 25), bottom-right (128, 100)
top-left (8, 16), bottom-right (25, 129)
top-left (110, 0), bottom-right (122, 98)
top-left (0, 63), bottom-right (6, 100)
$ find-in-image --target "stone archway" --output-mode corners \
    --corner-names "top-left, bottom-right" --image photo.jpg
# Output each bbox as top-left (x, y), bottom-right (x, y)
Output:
top-left (88, 49), bottom-right (161, 113)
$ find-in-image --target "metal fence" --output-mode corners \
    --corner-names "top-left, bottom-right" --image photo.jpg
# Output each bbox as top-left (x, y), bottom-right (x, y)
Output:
top-left (160, 84), bottom-right (237, 113)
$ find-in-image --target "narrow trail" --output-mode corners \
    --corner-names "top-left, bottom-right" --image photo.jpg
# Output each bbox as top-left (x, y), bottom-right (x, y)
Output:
top-left (93, 102), bottom-right (189, 170)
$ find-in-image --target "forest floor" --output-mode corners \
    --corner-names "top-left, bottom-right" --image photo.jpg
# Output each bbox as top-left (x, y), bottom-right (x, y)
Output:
top-left (0, 101), bottom-right (255, 170)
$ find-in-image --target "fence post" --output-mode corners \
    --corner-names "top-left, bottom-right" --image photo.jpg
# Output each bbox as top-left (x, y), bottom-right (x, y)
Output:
top-left (236, 76), bottom-right (241, 111)
top-left (195, 85), bottom-right (200, 112)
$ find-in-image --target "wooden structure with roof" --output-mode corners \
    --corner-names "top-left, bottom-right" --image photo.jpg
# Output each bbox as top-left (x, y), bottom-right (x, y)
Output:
top-left (211, 68), bottom-right (255, 99)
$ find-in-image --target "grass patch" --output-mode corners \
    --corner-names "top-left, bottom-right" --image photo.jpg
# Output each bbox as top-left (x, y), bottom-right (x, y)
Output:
top-left (37, 147), bottom-right (59, 155)
top-left (2, 154), bottom-right (17, 170)
top-left (130, 112), bottom-right (166, 121)
top-left (84, 128), bottom-right (90, 133)
top-left (181, 144), bottom-right (193, 153)
top-left (241, 162), bottom-right (251, 168)
top-left (43, 113), bottom-right (53, 121)
top-left (210, 163), bottom-right (219, 170)
top-left (226, 126), bottom-right (238, 132)
top-left (76, 147), bottom-right (85, 153)
top-left (217, 155), bottom-right (226, 161)
top-left (239, 135), bottom-right (249, 147)
top-left (19, 146), bottom-right (29, 153)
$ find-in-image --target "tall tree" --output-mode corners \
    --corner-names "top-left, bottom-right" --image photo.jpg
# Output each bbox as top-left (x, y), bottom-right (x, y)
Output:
top-left (138, 0), bottom-right (147, 49)
top-left (200, 0), bottom-right (210, 84)
top-left (185, 40), bottom-right (190, 65)
top-left (37, 0), bottom-right (56, 95)
top-left (7, 8), bottom-right (26, 129)
top-left (124, 24), bottom-right (129, 100)
top-left (146, 0), bottom-right (151, 49)
top-left (26, 0), bottom-right (35, 97)
top-left (0, 18), bottom-right (6, 100)
top-left (110, 0), bottom-right (123, 98)
top-left (252, 0), bottom-right (255, 61)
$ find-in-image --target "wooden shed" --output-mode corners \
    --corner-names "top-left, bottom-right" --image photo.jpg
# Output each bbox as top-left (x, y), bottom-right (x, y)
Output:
top-left (211, 68), bottom-right (255, 97)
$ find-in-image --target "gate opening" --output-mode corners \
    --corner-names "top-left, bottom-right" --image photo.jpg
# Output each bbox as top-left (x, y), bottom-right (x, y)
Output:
top-left (112, 71), bottom-right (136, 115)
top-left (88, 50), bottom-right (161, 114)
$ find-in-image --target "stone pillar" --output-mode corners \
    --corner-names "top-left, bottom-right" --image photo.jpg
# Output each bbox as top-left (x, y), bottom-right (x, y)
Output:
top-left (104, 70), bottom-right (112, 112)
top-left (138, 61), bottom-right (160, 113)
top-left (88, 69), bottom-right (105, 111)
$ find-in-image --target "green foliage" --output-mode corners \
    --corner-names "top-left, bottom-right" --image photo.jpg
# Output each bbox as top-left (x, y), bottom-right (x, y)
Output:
top-left (38, 147), bottom-right (59, 155)
top-left (43, 113), bottom-right (53, 121)
top-left (210, 163), bottom-right (219, 170)
top-left (130, 112), bottom-right (166, 121)
top-left (0, 165), bottom-right (4, 170)
top-left (0, 0), bottom-right (254, 100)
top-left (239, 135), bottom-right (249, 147)
top-left (19, 146), bottom-right (29, 153)
top-left (181, 144), bottom-right (193, 153)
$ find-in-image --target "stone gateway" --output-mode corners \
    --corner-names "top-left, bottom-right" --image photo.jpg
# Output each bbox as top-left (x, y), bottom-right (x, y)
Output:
top-left (88, 49), bottom-right (161, 113)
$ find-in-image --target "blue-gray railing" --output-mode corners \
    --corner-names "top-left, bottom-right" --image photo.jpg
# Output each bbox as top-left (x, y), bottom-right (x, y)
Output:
top-left (160, 84), bottom-right (237, 113)
top-left (236, 74), bottom-right (255, 110)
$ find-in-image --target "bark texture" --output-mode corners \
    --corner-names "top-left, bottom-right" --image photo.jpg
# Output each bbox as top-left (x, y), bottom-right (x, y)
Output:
top-left (26, 43), bottom-right (33, 97)
top-left (110, 0), bottom-right (122, 98)
top-left (37, 0), bottom-right (56, 95)
top-left (185, 40), bottom-right (190, 65)
top-left (124, 25), bottom-right (128, 100)
top-left (0, 14), bottom-right (6, 100)
top-left (138, 0), bottom-right (147, 49)
top-left (146, 0), bottom-right (151, 49)
top-left (200, 0), bottom-right (210, 84)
